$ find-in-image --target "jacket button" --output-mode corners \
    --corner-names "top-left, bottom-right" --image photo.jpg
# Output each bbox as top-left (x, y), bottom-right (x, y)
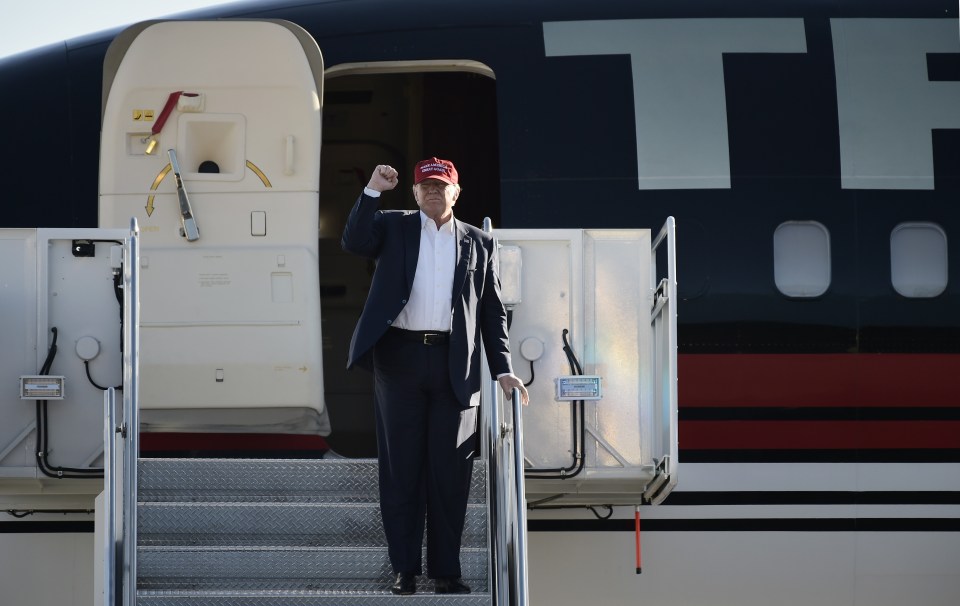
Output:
top-left (386, 319), bottom-right (392, 325)
top-left (401, 299), bottom-right (407, 304)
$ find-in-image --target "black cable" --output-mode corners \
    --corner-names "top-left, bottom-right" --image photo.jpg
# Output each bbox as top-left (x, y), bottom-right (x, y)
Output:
top-left (40, 243), bottom-right (125, 476)
top-left (527, 494), bottom-right (565, 508)
top-left (562, 328), bottom-right (584, 375)
top-left (113, 269), bottom-right (123, 308)
top-left (525, 329), bottom-right (586, 480)
top-left (35, 328), bottom-right (103, 478)
top-left (523, 358), bottom-right (535, 387)
top-left (39, 327), bottom-right (57, 374)
top-left (84, 360), bottom-right (122, 391)
top-left (588, 505), bottom-right (614, 520)
top-left (5, 509), bottom-right (94, 518)
top-left (527, 503), bottom-right (616, 519)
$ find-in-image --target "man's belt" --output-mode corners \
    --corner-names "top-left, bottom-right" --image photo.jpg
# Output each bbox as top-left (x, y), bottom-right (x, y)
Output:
top-left (390, 327), bottom-right (450, 345)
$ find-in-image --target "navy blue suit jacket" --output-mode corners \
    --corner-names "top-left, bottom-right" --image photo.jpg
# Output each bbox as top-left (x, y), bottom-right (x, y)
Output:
top-left (341, 193), bottom-right (514, 408)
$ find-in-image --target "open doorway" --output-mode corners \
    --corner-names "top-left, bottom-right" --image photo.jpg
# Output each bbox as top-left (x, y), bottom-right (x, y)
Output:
top-left (318, 68), bottom-right (500, 457)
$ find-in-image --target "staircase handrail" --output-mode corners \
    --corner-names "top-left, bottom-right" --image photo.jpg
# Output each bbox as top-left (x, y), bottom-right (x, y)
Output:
top-left (103, 218), bottom-right (140, 606)
top-left (482, 216), bottom-right (529, 605)
top-left (509, 386), bottom-right (530, 606)
top-left (485, 377), bottom-right (508, 604)
top-left (484, 380), bottom-right (531, 606)
top-left (123, 216), bottom-right (140, 606)
top-left (103, 387), bottom-right (118, 606)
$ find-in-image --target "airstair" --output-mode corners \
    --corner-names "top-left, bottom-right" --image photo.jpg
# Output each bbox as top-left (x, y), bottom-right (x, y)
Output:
top-left (104, 381), bottom-right (528, 606)
top-left (134, 458), bottom-right (491, 604)
top-left (96, 211), bottom-right (527, 606)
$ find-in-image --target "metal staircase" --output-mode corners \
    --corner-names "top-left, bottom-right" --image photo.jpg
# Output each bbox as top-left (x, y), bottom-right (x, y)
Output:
top-left (134, 458), bottom-right (491, 604)
top-left (101, 220), bottom-right (528, 604)
top-left (104, 385), bottom-right (527, 606)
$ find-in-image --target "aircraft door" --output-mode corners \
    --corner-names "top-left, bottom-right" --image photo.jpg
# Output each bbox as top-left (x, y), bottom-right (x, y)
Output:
top-left (98, 21), bottom-right (328, 436)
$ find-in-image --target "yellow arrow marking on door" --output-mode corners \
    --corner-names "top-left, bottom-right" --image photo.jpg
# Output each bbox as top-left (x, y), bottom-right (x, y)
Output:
top-left (144, 160), bottom-right (272, 217)
top-left (146, 163), bottom-right (173, 217)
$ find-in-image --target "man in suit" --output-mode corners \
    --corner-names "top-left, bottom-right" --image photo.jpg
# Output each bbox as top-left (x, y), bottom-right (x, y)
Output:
top-left (342, 158), bottom-right (528, 595)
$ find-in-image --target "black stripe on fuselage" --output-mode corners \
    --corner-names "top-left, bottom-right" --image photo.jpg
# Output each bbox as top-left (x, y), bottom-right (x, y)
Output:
top-left (528, 518), bottom-right (960, 532)
top-left (679, 324), bottom-right (960, 355)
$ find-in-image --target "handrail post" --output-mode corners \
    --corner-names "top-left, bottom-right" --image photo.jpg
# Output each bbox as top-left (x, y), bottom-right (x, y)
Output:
top-left (121, 218), bottom-right (140, 606)
top-left (486, 377), bottom-right (509, 605)
top-left (510, 386), bottom-right (530, 606)
top-left (483, 216), bottom-right (530, 605)
top-left (103, 387), bottom-right (117, 606)
top-left (647, 216), bottom-right (679, 505)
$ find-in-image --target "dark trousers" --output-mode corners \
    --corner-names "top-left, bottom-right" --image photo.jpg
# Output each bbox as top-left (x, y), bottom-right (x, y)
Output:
top-left (372, 328), bottom-right (475, 578)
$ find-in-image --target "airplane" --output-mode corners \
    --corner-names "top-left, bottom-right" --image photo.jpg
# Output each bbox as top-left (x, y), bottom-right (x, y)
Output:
top-left (0, 1), bottom-right (958, 605)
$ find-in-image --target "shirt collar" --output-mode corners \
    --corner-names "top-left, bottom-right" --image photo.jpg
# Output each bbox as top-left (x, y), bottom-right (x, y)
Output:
top-left (419, 210), bottom-right (456, 234)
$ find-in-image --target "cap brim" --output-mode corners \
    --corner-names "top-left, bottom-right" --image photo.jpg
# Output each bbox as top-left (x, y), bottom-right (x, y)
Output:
top-left (415, 175), bottom-right (457, 186)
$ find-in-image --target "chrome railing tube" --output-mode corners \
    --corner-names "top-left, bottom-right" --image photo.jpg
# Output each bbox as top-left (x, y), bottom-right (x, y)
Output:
top-left (482, 216), bottom-right (530, 605)
top-left (510, 386), bottom-right (530, 606)
top-left (103, 387), bottom-right (118, 606)
top-left (121, 218), bottom-right (140, 606)
top-left (486, 378), bottom-right (509, 605)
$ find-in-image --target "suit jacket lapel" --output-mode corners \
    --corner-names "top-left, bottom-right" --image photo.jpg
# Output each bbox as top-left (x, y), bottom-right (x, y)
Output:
top-left (452, 220), bottom-right (473, 299)
top-left (404, 212), bottom-right (421, 293)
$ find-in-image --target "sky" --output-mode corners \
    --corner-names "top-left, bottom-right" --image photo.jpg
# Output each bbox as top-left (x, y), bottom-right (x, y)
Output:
top-left (0, 0), bottom-right (234, 59)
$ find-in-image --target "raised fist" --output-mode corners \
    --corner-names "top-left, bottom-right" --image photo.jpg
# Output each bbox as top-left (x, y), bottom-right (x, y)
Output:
top-left (367, 164), bottom-right (399, 192)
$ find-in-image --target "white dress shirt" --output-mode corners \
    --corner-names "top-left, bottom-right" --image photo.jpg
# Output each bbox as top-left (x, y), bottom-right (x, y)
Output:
top-left (393, 211), bottom-right (456, 331)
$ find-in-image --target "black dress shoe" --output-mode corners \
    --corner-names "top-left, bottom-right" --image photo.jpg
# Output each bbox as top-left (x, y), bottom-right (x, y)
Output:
top-left (391, 572), bottom-right (416, 595)
top-left (434, 577), bottom-right (471, 594)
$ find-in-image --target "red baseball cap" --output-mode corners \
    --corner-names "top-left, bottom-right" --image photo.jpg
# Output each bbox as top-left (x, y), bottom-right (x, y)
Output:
top-left (414, 157), bottom-right (459, 185)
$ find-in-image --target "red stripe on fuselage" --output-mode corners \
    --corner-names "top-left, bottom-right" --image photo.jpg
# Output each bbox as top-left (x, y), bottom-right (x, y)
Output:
top-left (680, 353), bottom-right (960, 408)
top-left (679, 354), bottom-right (960, 451)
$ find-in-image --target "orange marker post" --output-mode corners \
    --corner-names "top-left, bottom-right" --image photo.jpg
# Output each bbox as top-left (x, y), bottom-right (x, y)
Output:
top-left (635, 504), bottom-right (642, 574)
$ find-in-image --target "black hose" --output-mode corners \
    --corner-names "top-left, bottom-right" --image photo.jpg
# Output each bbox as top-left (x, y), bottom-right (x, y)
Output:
top-left (524, 329), bottom-right (586, 480)
top-left (35, 328), bottom-right (104, 478)
top-left (5, 509), bottom-right (94, 519)
top-left (527, 502), bottom-right (615, 519)
top-left (39, 327), bottom-right (58, 375)
top-left (36, 241), bottom-right (124, 478)
top-left (84, 360), bottom-right (122, 391)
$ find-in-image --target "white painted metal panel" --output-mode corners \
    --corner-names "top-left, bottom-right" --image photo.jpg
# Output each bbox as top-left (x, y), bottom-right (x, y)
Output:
top-left (98, 21), bottom-right (328, 433)
top-left (494, 228), bottom-right (674, 504)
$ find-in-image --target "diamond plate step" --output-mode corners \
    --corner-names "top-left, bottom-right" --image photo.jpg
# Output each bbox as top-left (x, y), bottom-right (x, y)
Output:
top-left (137, 590), bottom-right (491, 606)
top-left (136, 457), bottom-right (492, 604)
top-left (137, 546), bottom-right (488, 590)
top-left (138, 502), bottom-right (487, 548)
top-left (139, 458), bottom-right (486, 504)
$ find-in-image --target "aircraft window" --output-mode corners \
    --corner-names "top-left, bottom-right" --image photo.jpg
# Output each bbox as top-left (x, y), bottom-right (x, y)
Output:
top-left (773, 221), bottom-right (831, 297)
top-left (890, 222), bottom-right (948, 298)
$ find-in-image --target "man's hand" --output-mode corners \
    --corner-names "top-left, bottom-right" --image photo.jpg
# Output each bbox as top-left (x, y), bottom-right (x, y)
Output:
top-left (367, 164), bottom-right (399, 192)
top-left (498, 374), bottom-right (530, 406)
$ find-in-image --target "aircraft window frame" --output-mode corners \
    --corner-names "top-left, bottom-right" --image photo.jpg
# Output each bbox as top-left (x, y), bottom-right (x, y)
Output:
top-left (325, 60), bottom-right (495, 79)
top-left (773, 221), bottom-right (831, 298)
top-left (890, 222), bottom-right (948, 298)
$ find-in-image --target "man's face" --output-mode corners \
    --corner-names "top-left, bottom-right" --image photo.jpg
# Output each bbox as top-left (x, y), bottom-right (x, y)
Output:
top-left (414, 178), bottom-right (459, 224)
